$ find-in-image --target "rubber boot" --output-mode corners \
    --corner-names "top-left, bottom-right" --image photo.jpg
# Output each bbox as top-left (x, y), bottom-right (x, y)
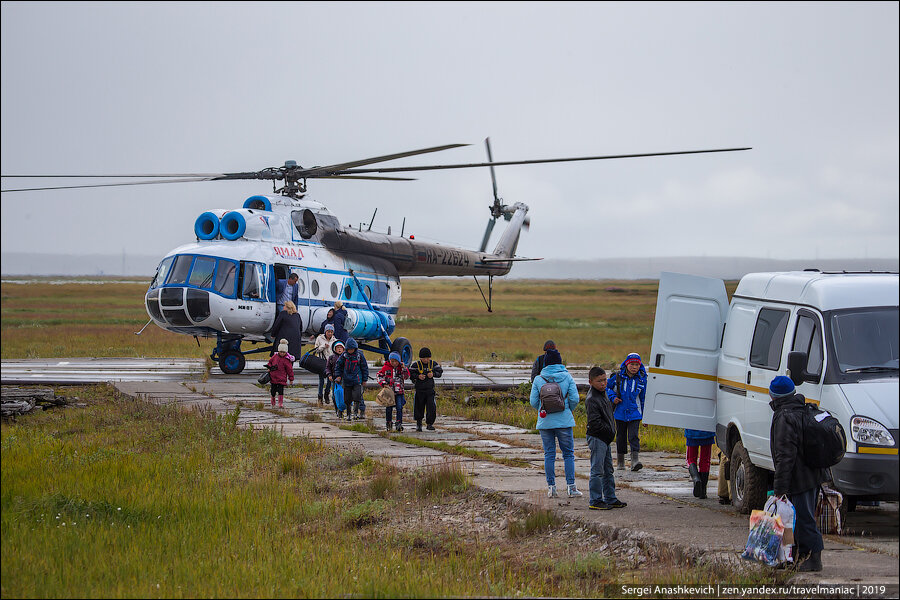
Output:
top-left (386, 419), bottom-right (392, 432)
top-left (617, 454), bottom-right (626, 471)
top-left (416, 420), bottom-right (423, 432)
top-left (688, 462), bottom-right (700, 484)
top-left (278, 395), bottom-right (284, 409)
top-left (696, 472), bottom-right (709, 499)
top-left (797, 551), bottom-right (822, 572)
top-left (631, 450), bottom-right (643, 472)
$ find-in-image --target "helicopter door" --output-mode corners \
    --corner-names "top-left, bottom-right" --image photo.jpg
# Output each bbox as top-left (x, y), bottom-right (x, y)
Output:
top-left (275, 263), bottom-right (310, 333)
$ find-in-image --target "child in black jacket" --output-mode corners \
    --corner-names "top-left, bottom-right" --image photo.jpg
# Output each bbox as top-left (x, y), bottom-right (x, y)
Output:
top-left (585, 367), bottom-right (626, 510)
top-left (409, 347), bottom-right (443, 431)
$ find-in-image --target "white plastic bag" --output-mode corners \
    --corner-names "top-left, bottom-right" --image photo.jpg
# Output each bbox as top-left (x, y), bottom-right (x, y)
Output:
top-left (764, 495), bottom-right (795, 564)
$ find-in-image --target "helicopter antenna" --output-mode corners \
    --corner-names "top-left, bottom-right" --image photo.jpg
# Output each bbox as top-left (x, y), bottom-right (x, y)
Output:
top-left (367, 208), bottom-right (377, 231)
top-left (400, 217), bottom-right (406, 238)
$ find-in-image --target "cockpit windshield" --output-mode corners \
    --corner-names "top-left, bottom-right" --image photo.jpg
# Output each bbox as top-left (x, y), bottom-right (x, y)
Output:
top-left (830, 308), bottom-right (899, 373)
top-left (148, 254), bottom-right (240, 298)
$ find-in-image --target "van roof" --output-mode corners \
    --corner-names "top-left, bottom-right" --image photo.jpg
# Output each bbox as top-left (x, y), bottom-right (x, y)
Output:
top-left (734, 271), bottom-right (899, 311)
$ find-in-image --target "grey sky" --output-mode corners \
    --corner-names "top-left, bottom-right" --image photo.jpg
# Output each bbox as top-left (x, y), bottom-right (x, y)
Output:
top-left (2, 2), bottom-right (898, 264)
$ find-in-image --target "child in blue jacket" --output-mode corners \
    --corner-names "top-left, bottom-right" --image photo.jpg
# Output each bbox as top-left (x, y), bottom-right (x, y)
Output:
top-left (334, 338), bottom-right (369, 420)
top-left (607, 352), bottom-right (647, 471)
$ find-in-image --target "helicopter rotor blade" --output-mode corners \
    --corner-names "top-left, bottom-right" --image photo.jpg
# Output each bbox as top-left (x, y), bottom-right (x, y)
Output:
top-left (485, 138), bottom-right (501, 205)
top-left (0, 173), bottom-right (229, 178)
top-left (314, 175), bottom-right (417, 181)
top-left (327, 147), bottom-right (752, 176)
top-left (479, 217), bottom-right (497, 253)
top-left (299, 143), bottom-right (469, 177)
top-left (0, 176), bottom-right (225, 193)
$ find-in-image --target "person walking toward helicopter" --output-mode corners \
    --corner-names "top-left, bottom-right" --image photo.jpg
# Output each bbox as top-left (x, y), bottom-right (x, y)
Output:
top-left (270, 300), bottom-right (303, 360)
top-left (313, 324), bottom-right (336, 404)
top-left (332, 300), bottom-right (350, 343)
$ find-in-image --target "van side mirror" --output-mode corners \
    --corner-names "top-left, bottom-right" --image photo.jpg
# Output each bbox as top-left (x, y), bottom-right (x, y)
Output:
top-left (787, 351), bottom-right (815, 386)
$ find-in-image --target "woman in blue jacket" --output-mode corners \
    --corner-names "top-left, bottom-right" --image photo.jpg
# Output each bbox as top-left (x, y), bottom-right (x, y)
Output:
top-left (607, 353), bottom-right (647, 472)
top-left (530, 349), bottom-right (583, 499)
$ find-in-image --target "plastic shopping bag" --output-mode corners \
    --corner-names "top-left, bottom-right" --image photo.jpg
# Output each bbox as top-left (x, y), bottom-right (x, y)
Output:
top-left (333, 384), bottom-right (345, 412)
top-left (764, 495), bottom-right (796, 564)
top-left (741, 509), bottom-right (785, 567)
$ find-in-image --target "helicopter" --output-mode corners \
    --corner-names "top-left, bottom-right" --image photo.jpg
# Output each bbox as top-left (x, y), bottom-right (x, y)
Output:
top-left (1, 141), bottom-right (750, 374)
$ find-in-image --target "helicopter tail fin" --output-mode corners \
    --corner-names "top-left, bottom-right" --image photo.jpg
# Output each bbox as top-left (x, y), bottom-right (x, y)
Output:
top-left (491, 202), bottom-right (530, 259)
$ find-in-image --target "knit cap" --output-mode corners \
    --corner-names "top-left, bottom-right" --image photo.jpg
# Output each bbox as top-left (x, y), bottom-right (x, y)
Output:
top-left (624, 353), bottom-right (642, 366)
top-left (544, 348), bottom-right (563, 366)
top-left (388, 352), bottom-right (401, 363)
top-left (332, 340), bottom-right (345, 351)
top-left (769, 376), bottom-right (795, 398)
top-left (278, 342), bottom-right (289, 353)
top-left (325, 324), bottom-right (334, 332)
top-left (419, 347), bottom-right (432, 358)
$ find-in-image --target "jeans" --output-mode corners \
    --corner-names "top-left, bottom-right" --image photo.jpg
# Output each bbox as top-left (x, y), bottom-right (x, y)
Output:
top-left (615, 419), bottom-right (641, 454)
top-left (539, 427), bottom-right (576, 487)
top-left (317, 375), bottom-right (328, 398)
top-left (586, 435), bottom-right (618, 505)
top-left (386, 394), bottom-right (405, 424)
top-left (789, 487), bottom-right (824, 555)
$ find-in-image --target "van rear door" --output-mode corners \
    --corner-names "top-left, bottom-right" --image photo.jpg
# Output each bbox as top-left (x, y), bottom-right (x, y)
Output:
top-left (644, 272), bottom-right (728, 431)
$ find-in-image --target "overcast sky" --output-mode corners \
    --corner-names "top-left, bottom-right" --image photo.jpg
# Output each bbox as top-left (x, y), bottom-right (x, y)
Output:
top-left (2, 2), bottom-right (898, 265)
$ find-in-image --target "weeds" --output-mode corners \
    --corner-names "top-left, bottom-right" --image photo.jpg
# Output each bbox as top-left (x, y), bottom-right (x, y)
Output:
top-left (508, 507), bottom-right (560, 538)
top-left (414, 462), bottom-right (469, 498)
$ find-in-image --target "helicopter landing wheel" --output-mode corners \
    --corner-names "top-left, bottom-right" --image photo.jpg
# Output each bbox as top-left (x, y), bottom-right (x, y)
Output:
top-left (391, 337), bottom-right (412, 366)
top-left (219, 350), bottom-right (246, 375)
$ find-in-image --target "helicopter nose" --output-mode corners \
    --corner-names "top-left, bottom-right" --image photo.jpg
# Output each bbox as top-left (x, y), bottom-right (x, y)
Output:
top-left (146, 287), bottom-right (210, 326)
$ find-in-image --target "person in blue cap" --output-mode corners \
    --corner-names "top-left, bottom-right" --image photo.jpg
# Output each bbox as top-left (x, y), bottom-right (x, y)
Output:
top-left (769, 375), bottom-right (826, 572)
top-left (377, 351), bottom-right (410, 432)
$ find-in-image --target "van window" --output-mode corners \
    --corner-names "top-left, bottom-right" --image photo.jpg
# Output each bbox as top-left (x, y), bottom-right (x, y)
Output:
top-left (750, 308), bottom-right (790, 370)
top-left (831, 308), bottom-right (900, 372)
top-left (792, 312), bottom-right (824, 378)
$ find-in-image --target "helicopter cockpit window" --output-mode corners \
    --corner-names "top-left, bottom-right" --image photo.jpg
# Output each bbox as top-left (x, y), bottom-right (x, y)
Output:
top-left (241, 262), bottom-right (267, 301)
top-left (188, 256), bottom-right (216, 289)
top-left (151, 256), bottom-right (175, 289)
top-left (168, 255), bottom-right (194, 285)
top-left (214, 260), bottom-right (238, 298)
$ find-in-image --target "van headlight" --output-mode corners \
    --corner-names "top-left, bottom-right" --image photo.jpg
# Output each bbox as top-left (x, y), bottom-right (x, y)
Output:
top-left (851, 416), bottom-right (896, 446)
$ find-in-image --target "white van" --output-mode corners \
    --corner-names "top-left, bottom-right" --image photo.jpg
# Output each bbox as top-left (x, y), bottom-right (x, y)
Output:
top-left (644, 270), bottom-right (898, 513)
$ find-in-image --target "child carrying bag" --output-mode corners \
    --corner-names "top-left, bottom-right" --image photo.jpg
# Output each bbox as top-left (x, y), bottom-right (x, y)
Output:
top-left (376, 386), bottom-right (396, 407)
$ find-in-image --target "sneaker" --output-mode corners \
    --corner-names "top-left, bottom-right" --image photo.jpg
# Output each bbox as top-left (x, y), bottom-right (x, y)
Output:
top-left (396, 423), bottom-right (404, 432)
top-left (567, 484), bottom-right (583, 498)
top-left (548, 485), bottom-right (559, 498)
top-left (589, 502), bottom-right (612, 510)
top-left (606, 499), bottom-right (627, 508)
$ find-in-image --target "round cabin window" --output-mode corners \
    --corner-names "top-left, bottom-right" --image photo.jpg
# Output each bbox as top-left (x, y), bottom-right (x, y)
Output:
top-left (364, 285), bottom-right (371, 299)
top-left (344, 285), bottom-right (352, 299)
top-left (311, 280), bottom-right (319, 296)
top-left (330, 282), bottom-right (338, 298)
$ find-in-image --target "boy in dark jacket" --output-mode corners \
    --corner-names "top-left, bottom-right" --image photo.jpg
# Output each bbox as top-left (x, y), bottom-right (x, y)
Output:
top-left (409, 347), bottom-right (443, 431)
top-left (769, 376), bottom-right (826, 572)
top-left (585, 367), bottom-right (626, 510)
top-left (325, 339), bottom-right (345, 418)
top-left (334, 338), bottom-right (369, 420)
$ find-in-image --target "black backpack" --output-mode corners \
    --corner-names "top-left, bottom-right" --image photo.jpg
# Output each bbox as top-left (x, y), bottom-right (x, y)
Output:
top-left (802, 404), bottom-right (847, 469)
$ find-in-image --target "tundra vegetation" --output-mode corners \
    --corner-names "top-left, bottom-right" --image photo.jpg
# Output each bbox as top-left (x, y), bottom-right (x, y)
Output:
top-left (1, 387), bottom-right (778, 597)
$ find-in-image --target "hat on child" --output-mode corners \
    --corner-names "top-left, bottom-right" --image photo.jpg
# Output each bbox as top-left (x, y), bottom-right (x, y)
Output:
top-left (278, 342), bottom-right (289, 353)
top-left (388, 352), bottom-right (401, 363)
top-left (624, 353), bottom-right (642, 366)
top-left (332, 339), bottom-right (345, 351)
top-left (769, 376), bottom-right (796, 398)
top-left (325, 324), bottom-right (334, 332)
top-left (419, 347), bottom-right (432, 358)
top-left (544, 348), bottom-right (563, 366)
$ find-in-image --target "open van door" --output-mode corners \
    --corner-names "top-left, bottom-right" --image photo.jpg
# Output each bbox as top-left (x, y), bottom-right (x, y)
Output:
top-left (644, 272), bottom-right (728, 431)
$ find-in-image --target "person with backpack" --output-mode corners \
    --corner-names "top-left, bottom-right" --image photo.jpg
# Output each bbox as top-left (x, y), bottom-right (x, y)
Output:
top-left (769, 375), bottom-right (827, 572)
top-left (325, 339), bottom-right (345, 418)
top-left (607, 352), bottom-right (647, 472)
top-left (409, 347), bottom-right (443, 431)
top-left (530, 340), bottom-right (557, 383)
top-left (529, 348), bottom-right (583, 499)
top-left (334, 338), bottom-right (369, 421)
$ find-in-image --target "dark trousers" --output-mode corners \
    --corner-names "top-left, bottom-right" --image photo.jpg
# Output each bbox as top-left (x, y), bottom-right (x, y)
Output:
top-left (615, 419), bottom-right (641, 455)
top-left (414, 388), bottom-right (436, 425)
top-left (789, 487), bottom-right (824, 555)
top-left (343, 384), bottom-right (365, 415)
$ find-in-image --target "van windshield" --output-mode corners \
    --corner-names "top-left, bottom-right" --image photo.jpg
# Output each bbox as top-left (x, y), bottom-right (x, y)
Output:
top-left (830, 308), bottom-right (899, 373)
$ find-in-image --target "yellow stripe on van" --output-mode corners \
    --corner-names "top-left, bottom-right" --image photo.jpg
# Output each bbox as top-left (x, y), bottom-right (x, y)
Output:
top-left (857, 447), bottom-right (899, 455)
top-left (650, 369), bottom-right (818, 404)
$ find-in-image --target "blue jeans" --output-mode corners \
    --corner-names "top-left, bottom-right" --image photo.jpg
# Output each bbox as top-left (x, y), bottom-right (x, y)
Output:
top-left (386, 394), bottom-right (405, 424)
top-left (586, 435), bottom-right (618, 505)
top-left (539, 427), bottom-right (576, 487)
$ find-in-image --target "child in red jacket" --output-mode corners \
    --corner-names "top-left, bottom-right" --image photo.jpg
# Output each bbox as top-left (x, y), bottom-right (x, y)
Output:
top-left (266, 340), bottom-right (295, 408)
top-left (377, 352), bottom-right (410, 431)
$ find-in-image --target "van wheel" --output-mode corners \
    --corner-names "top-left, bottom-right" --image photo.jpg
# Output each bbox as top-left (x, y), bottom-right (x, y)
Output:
top-left (730, 440), bottom-right (767, 514)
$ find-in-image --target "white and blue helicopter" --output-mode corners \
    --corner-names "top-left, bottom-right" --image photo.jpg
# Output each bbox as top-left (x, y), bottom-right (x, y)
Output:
top-left (2, 141), bottom-right (749, 374)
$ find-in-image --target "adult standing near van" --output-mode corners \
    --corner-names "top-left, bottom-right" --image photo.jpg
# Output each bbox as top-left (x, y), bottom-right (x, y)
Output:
top-left (530, 348), bottom-right (583, 499)
top-left (332, 300), bottom-right (349, 343)
top-left (270, 301), bottom-right (303, 359)
top-left (769, 376), bottom-right (826, 573)
top-left (607, 352), bottom-right (647, 471)
top-left (530, 340), bottom-right (557, 383)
